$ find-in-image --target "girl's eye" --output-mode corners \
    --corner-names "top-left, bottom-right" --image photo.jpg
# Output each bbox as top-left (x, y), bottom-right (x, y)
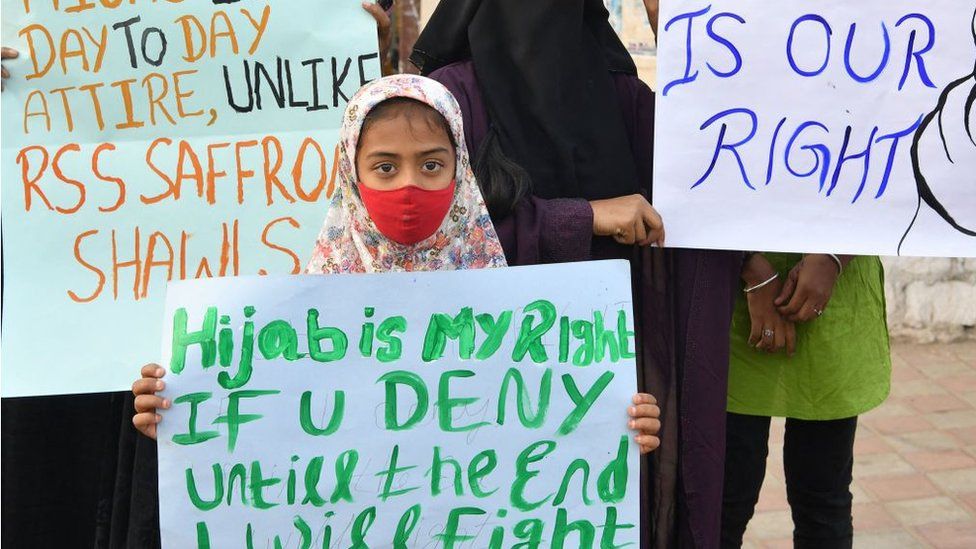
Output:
top-left (422, 161), bottom-right (443, 172)
top-left (376, 163), bottom-right (396, 174)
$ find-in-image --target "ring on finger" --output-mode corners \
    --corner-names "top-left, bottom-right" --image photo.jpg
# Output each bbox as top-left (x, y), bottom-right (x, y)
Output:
top-left (762, 328), bottom-right (775, 339)
top-left (813, 307), bottom-right (824, 317)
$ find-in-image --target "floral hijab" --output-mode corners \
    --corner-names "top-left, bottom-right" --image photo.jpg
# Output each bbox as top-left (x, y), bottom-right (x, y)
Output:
top-left (306, 74), bottom-right (508, 274)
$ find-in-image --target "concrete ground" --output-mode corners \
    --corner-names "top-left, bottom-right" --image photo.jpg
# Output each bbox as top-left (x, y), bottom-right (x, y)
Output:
top-left (743, 341), bottom-right (976, 548)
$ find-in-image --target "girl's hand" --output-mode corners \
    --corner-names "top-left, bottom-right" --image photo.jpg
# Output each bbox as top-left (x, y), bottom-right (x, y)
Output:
top-left (362, 2), bottom-right (393, 76)
top-left (2, 47), bottom-right (19, 91)
top-left (132, 363), bottom-right (170, 440)
top-left (743, 253), bottom-right (796, 355)
top-left (628, 393), bottom-right (661, 455)
top-left (590, 194), bottom-right (665, 247)
top-left (775, 255), bottom-right (841, 323)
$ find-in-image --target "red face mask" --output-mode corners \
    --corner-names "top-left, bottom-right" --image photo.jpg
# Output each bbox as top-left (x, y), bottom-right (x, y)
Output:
top-left (357, 181), bottom-right (456, 245)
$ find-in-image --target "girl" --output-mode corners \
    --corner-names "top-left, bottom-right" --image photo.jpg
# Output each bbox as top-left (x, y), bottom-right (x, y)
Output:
top-left (722, 251), bottom-right (890, 548)
top-left (133, 75), bottom-right (662, 455)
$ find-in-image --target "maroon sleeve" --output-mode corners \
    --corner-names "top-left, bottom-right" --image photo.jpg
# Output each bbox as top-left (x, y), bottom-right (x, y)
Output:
top-left (492, 197), bottom-right (594, 266)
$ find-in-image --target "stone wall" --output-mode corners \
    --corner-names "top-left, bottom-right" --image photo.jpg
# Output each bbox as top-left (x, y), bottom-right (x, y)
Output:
top-left (883, 258), bottom-right (976, 342)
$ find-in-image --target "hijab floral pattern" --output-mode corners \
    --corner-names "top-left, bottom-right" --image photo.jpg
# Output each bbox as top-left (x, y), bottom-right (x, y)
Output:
top-left (306, 74), bottom-right (508, 274)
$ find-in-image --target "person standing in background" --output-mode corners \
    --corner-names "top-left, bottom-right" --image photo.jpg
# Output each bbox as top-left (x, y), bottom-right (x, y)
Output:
top-left (411, 1), bottom-right (743, 547)
top-left (722, 252), bottom-right (891, 548)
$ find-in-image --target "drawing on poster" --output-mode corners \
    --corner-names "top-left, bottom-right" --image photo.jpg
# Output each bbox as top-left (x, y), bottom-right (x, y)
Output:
top-left (901, 9), bottom-right (976, 253)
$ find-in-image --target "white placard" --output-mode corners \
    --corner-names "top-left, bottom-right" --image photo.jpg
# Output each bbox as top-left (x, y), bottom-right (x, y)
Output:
top-left (654, 0), bottom-right (976, 257)
top-left (157, 261), bottom-right (641, 548)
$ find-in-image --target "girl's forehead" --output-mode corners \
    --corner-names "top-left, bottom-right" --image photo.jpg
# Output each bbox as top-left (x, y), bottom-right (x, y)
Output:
top-left (341, 76), bottom-right (468, 168)
top-left (359, 114), bottom-right (454, 146)
top-left (350, 77), bottom-right (460, 126)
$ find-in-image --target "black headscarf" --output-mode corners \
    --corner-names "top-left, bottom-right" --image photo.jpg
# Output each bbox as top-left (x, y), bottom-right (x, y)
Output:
top-left (410, 0), bottom-right (642, 201)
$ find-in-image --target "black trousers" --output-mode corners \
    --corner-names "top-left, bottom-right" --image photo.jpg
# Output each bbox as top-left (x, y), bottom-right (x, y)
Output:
top-left (721, 413), bottom-right (858, 549)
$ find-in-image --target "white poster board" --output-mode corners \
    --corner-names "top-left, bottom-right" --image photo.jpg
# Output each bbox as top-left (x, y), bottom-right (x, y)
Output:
top-left (157, 261), bottom-right (641, 547)
top-left (654, 0), bottom-right (976, 257)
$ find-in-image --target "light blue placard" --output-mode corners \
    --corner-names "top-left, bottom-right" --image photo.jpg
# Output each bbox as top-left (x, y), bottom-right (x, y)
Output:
top-left (1, 0), bottom-right (380, 396)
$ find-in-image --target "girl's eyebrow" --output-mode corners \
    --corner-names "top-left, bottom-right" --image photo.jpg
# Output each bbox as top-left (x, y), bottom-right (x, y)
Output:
top-left (363, 151), bottom-right (400, 159)
top-left (416, 147), bottom-right (452, 156)
top-left (362, 147), bottom-right (451, 160)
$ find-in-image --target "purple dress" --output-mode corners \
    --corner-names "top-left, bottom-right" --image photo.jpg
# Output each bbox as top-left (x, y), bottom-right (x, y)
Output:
top-left (431, 60), bottom-right (742, 549)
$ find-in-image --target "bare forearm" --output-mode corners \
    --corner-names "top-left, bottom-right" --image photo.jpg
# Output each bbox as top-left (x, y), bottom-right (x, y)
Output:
top-left (741, 252), bottom-right (777, 287)
top-left (805, 253), bottom-right (854, 272)
top-left (643, 0), bottom-right (659, 34)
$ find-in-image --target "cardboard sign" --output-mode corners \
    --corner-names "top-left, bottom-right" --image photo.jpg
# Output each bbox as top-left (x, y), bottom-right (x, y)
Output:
top-left (156, 261), bottom-right (641, 548)
top-left (0, 0), bottom-right (379, 396)
top-left (654, 0), bottom-right (976, 257)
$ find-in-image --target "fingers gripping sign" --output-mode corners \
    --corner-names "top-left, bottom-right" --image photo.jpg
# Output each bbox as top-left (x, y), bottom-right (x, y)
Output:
top-left (1, 47), bottom-right (19, 91)
top-left (132, 363), bottom-right (170, 440)
top-left (591, 194), bottom-right (666, 247)
top-left (628, 392), bottom-right (661, 454)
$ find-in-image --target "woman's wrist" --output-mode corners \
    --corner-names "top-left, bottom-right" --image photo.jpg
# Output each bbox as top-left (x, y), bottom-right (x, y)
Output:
top-left (805, 253), bottom-right (852, 275)
top-left (741, 252), bottom-right (777, 287)
top-left (744, 273), bottom-right (779, 294)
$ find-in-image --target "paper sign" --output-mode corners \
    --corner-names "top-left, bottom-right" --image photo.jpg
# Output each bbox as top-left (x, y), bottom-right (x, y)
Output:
top-left (654, 0), bottom-right (976, 257)
top-left (0, 0), bottom-right (380, 396)
top-left (156, 261), bottom-right (641, 548)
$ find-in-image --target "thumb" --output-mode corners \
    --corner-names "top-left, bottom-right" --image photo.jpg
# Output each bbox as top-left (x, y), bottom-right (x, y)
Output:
top-left (774, 273), bottom-right (794, 306)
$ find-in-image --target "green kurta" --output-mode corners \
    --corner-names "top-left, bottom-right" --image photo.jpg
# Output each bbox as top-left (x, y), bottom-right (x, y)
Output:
top-left (727, 254), bottom-right (891, 420)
